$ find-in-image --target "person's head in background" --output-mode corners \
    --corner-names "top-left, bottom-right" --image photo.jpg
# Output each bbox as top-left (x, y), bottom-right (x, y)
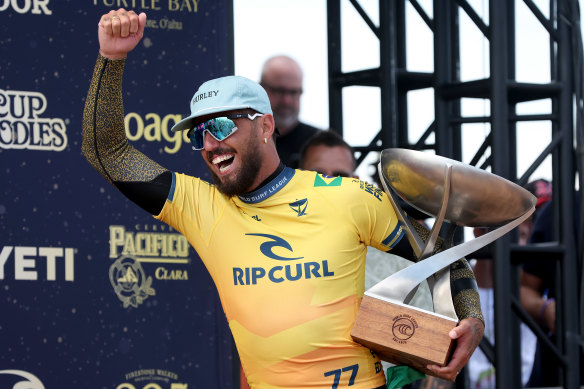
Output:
top-left (299, 130), bottom-right (358, 178)
top-left (260, 55), bottom-right (303, 135)
top-left (519, 179), bottom-right (552, 244)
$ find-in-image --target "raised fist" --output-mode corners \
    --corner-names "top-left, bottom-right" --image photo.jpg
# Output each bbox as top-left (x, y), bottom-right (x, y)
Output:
top-left (98, 8), bottom-right (146, 60)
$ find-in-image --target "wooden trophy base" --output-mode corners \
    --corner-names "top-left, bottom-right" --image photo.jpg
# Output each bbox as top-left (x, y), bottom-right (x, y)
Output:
top-left (351, 295), bottom-right (458, 376)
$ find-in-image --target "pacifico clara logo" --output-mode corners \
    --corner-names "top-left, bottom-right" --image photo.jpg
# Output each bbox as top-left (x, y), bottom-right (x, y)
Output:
top-left (108, 224), bottom-right (192, 309)
top-left (109, 256), bottom-right (156, 309)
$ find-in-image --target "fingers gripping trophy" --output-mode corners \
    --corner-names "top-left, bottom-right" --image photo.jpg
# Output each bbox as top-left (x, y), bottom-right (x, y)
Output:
top-left (351, 149), bottom-right (536, 377)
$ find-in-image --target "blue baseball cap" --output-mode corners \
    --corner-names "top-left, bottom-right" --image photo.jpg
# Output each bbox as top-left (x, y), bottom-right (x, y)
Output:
top-left (171, 75), bottom-right (273, 132)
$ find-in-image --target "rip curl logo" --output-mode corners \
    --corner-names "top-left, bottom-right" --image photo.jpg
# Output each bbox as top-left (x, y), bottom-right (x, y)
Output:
top-left (392, 314), bottom-right (418, 343)
top-left (109, 256), bottom-right (156, 309)
top-left (0, 370), bottom-right (45, 389)
top-left (234, 234), bottom-right (334, 285)
top-left (245, 233), bottom-right (303, 261)
top-left (289, 198), bottom-right (308, 217)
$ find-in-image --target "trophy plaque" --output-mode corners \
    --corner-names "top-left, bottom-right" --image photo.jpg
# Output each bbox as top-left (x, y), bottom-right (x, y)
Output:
top-left (351, 148), bottom-right (536, 376)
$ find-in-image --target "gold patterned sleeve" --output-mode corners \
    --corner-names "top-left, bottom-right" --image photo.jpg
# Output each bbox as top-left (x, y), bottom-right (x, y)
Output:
top-left (409, 218), bottom-right (484, 325)
top-left (82, 54), bottom-right (171, 214)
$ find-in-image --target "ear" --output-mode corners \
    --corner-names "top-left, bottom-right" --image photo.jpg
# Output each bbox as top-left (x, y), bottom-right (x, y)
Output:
top-left (260, 114), bottom-right (276, 139)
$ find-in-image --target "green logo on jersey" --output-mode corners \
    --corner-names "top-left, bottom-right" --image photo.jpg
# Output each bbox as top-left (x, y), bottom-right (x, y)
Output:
top-left (314, 174), bottom-right (342, 187)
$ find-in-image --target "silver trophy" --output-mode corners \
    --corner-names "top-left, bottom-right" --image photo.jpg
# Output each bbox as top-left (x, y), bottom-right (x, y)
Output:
top-left (351, 148), bottom-right (536, 375)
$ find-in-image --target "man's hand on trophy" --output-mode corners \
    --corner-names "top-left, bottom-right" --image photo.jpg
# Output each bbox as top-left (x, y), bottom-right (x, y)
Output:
top-left (98, 8), bottom-right (146, 60)
top-left (426, 317), bottom-right (484, 382)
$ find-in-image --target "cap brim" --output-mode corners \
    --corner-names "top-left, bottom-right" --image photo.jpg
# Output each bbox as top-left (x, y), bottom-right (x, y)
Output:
top-left (170, 115), bottom-right (195, 133)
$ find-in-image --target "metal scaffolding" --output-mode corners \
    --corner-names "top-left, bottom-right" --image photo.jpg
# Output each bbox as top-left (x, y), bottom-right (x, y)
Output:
top-left (327, 1), bottom-right (584, 388)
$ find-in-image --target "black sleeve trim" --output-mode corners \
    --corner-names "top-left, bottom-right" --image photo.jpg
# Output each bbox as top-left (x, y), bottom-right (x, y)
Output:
top-left (389, 235), bottom-right (416, 261)
top-left (114, 171), bottom-right (172, 215)
top-left (450, 277), bottom-right (479, 298)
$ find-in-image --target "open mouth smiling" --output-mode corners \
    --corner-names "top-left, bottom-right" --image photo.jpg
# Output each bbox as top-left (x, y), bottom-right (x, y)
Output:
top-left (212, 153), bottom-right (235, 173)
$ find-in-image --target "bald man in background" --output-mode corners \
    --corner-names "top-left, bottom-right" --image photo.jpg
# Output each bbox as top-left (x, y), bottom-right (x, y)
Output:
top-left (260, 55), bottom-right (320, 168)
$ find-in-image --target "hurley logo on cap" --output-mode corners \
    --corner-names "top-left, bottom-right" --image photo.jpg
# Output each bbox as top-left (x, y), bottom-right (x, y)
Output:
top-left (192, 90), bottom-right (219, 104)
top-left (171, 75), bottom-right (272, 133)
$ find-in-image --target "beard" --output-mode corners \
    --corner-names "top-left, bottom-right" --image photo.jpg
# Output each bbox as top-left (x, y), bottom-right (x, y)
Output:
top-left (207, 136), bottom-right (262, 197)
top-left (273, 106), bottom-right (299, 131)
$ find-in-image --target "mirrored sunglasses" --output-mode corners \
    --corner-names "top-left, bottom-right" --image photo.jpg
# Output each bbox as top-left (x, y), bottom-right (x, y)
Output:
top-left (188, 113), bottom-right (263, 150)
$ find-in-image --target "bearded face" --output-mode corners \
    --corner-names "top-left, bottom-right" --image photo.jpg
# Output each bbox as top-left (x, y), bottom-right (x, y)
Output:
top-left (204, 121), bottom-right (263, 197)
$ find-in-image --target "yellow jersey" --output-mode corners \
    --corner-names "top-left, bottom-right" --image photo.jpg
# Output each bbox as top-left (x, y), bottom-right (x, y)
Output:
top-left (156, 167), bottom-right (404, 389)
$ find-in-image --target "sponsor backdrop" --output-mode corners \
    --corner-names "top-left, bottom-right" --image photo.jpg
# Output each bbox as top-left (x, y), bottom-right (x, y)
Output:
top-left (0, 1), bottom-right (236, 388)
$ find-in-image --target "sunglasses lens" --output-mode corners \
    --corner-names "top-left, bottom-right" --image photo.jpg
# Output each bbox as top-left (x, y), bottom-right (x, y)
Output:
top-left (189, 127), bottom-right (205, 149)
top-left (189, 117), bottom-right (237, 150)
top-left (210, 117), bottom-right (237, 140)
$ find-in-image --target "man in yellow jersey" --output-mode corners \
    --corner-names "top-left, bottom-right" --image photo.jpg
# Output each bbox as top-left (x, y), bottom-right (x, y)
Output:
top-left (83, 9), bottom-right (484, 389)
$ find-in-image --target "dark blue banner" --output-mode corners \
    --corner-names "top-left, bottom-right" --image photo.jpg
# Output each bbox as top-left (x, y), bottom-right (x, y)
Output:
top-left (0, 1), bottom-right (235, 388)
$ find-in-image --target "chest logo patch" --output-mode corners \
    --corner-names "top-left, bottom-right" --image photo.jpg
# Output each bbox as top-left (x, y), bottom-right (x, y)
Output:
top-left (289, 198), bottom-right (308, 217)
top-left (314, 174), bottom-right (342, 187)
